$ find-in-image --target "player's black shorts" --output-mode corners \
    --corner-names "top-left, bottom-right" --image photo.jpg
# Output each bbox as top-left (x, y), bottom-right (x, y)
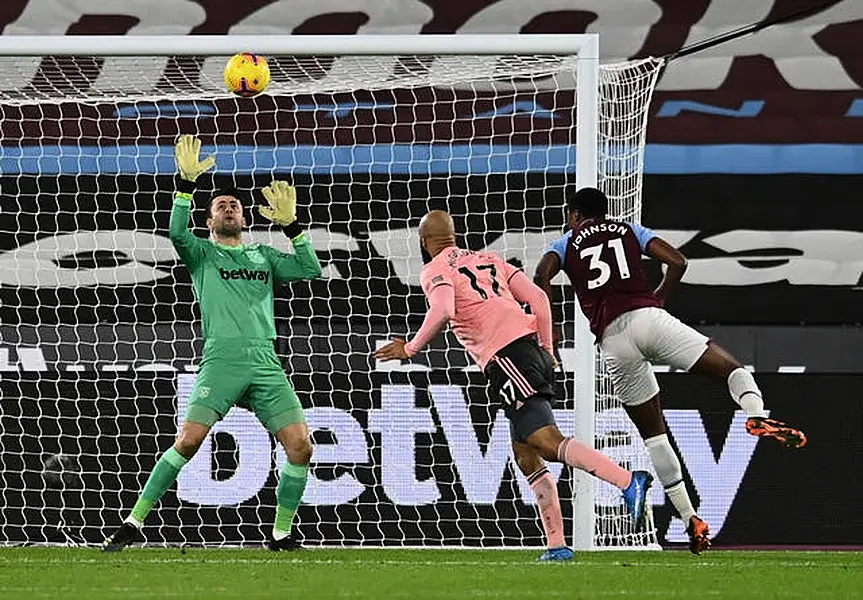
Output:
top-left (484, 335), bottom-right (558, 443)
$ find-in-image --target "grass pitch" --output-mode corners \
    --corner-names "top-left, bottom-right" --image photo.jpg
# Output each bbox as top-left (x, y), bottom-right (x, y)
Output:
top-left (1, 547), bottom-right (862, 599)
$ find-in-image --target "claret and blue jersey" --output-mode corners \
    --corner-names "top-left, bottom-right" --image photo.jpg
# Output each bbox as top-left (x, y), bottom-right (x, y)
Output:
top-left (546, 219), bottom-right (662, 339)
top-left (547, 221), bottom-right (658, 259)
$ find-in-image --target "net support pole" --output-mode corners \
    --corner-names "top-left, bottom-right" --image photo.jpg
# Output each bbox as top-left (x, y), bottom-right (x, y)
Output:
top-left (572, 33), bottom-right (599, 552)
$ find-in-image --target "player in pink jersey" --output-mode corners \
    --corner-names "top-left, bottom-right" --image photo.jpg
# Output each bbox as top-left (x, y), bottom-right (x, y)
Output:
top-left (375, 210), bottom-right (653, 561)
top-left (535, 187), bottom-right (808, 555)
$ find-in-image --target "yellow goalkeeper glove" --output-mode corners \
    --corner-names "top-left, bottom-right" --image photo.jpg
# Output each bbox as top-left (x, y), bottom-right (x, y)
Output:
top-left (174, 134), bottom-right (216, 183)
top-left (259, 180), bottom-right (298, 226)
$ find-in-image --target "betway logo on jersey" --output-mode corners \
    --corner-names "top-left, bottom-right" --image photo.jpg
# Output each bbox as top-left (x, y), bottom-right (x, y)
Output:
top-left (218, 268), bottom-right (269, 283)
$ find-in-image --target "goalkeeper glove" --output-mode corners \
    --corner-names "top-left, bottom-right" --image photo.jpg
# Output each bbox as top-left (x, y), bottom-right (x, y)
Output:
top-left (174, 134), bottom-right (215, 193)
top-left (259, 180), bottom-right (304, 239)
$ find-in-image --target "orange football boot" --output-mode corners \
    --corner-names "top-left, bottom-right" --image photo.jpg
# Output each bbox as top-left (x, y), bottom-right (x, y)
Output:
top-left (746, 417), bottom-right (807, 448)
top-left (686, 516), bottom-right (711, 555)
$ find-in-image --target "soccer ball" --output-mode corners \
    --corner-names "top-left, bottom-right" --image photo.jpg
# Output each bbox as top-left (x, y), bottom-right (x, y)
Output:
top-left (224, 52), bottom-right (270, 97)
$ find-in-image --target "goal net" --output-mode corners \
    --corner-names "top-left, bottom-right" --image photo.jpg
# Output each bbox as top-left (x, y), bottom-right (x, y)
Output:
top-left (0, 36), bottom-right (664, 549)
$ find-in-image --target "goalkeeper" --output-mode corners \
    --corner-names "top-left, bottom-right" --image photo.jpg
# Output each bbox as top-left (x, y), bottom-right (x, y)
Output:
top-left (103, 135), bottom-right (322, 552)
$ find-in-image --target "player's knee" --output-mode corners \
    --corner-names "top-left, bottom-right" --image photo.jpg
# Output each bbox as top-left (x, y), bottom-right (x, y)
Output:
top-left (625, 396), bottom-right (665, 440)
top-left (285, 436), bottom-right (313, 466)
top-left (693, 343), bottom-right (741, 379)
top-left (536, 443), bottom-right (560, 463)
top-left (534, 424), bottom-right (568, 463)
top-left (513, 446), bottom-right (544, 476)
top-left (526, 432), bottom-right (564, 463)
top-left (174, 430), bottom-right (206, 458)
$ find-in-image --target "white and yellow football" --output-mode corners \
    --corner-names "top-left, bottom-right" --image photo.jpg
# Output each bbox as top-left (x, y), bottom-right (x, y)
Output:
top-left (224, 52), bottom-right (270, 98)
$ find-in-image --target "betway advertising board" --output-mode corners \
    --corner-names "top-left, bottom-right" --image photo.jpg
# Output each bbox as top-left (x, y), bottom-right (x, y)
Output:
top-left (2, 372), bottom-right (860, 547)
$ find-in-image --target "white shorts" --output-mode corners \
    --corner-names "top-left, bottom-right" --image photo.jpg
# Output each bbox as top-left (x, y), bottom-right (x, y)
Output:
top-left (599, 307), bottom-right (709, 407)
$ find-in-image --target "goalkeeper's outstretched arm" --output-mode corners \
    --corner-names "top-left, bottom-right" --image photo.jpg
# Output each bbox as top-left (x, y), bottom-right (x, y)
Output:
top-left (265, 229), bottom-right (322, 283)
top-left (257, 180), bottom-right (323, 283)
top-left (169, 190), bottom-right (213, 270)
top-left (169, 134), bottom-right (216, 270)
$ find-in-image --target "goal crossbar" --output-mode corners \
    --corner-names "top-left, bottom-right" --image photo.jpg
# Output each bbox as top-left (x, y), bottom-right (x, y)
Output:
top-left (0, 34), bottom-right (598, 57)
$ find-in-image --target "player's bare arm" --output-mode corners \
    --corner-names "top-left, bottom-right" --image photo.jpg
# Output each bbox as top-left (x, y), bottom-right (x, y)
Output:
top-left (508, 270), bottom-right (556, 362)
top-left (645, 237), bottom-right (687, 304)
top-left (533, 251), bottom-right (563, 345)
top-left (374, 337), bottom-right (410, 360)
top-left (534, 252), bottom-right (561, 300)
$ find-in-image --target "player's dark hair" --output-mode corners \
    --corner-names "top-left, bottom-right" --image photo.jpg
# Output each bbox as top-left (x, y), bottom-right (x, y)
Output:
top-left (208, 187), bottom-right (247, 218)
top-left (567, 187), bottom-right (608, 218)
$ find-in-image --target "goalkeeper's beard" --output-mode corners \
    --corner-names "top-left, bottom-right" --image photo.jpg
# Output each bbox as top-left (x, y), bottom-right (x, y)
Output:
top-left (213, 219), bottom-right (243, 239)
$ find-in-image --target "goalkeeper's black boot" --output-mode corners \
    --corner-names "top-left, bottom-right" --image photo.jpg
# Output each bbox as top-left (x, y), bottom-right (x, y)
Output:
top-left (101, 522), bottom-right (141, 553)
top-left (268, 532), bottom-right (302, 552)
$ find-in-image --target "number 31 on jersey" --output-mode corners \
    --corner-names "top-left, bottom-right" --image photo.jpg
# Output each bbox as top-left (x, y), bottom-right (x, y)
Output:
top-left (580, 239), bottom-right (631, 289)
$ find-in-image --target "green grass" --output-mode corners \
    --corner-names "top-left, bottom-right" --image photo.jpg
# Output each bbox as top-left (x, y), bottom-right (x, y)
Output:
top-left (1, 547), bottom-right (862, 599)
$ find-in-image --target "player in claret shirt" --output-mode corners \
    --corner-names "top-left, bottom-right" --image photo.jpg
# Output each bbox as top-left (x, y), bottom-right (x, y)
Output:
top-left (375, 210), bottom-right (653, 562)
top-left (534, 187), bottom-right (808, 555)
top-left (102, 135), bottom-right (322, 552)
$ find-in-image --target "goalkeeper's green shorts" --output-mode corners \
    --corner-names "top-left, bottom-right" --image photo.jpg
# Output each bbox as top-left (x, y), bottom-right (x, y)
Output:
top-left (185, 340), bottom-right (305, 434)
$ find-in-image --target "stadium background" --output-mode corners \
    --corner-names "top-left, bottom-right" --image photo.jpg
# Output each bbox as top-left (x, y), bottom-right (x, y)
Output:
top-left (0, 0), bottom-right (861, 547)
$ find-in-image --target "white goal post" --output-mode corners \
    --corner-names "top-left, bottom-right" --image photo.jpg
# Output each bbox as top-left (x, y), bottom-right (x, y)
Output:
top-left (0, 34), bottom-right (663, 551)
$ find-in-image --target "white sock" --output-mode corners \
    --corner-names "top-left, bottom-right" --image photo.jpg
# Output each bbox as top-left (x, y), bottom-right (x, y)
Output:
top-left (272, 529), bottom-right (290, 541)
top-left (665, 481), bottom-right (696, 522)
top-left (124, 516), bottom-right (143, 529)
top-left (727, 367), bottom-right (768, 418)
top-left (644, 434), bottom-right (695, 522)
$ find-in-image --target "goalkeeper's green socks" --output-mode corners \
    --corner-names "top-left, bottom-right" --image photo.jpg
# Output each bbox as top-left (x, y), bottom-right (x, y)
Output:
top-left (125, 447), bottom-right (189, 527)
top-left (123, 449), bottom-right (307, 537)
top-left (273, 461), bottom-right (309, 540)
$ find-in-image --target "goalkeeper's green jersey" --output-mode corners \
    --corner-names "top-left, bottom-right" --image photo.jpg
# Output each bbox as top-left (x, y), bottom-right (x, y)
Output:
top-left (168, 193), bottom-right (322, 343)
